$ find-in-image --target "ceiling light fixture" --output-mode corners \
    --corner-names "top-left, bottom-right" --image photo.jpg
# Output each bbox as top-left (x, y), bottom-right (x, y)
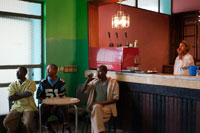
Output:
top-left (112, 0), bottom-right (130, 29)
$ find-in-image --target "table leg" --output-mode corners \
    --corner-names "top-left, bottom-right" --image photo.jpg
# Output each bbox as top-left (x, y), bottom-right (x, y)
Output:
top-left (72, 104), bottom-right (78, 133)
top-left (39, 103), bottom-right (43, 133)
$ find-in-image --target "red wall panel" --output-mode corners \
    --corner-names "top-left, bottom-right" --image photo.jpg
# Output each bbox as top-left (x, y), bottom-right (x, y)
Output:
top-left (98, 4), bottom-right (170, 72)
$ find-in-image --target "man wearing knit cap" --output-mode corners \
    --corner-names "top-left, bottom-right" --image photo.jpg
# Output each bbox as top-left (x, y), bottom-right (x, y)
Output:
top-left (174, 40), bottom-right (194, 75)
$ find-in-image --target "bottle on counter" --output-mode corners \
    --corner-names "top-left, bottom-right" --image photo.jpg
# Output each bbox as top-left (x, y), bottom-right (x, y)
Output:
top-left (134, 40), bottom-right (138, 48)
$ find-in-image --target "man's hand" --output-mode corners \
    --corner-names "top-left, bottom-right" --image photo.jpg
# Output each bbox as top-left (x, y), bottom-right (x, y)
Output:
top-left (82, 73), bottom-right (94, 93)
top-left (94, 99), bottom-right (116, 106)
top-left (94, 101), bottom-right (104, 105)
top-left (14, 92), bottom-right (20, 96)
top-left (9, 91), bottom-right (32, 101)
top-left (177, 48), bottom-right (183, 59)
top-left (87, 73), bottom-right (94, 80)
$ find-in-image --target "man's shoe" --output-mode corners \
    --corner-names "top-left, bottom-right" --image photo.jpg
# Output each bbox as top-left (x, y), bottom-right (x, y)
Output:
top-left (66, 127), bottom-right (72, 133)
top-left (45, 125), bottom-right (56, 133)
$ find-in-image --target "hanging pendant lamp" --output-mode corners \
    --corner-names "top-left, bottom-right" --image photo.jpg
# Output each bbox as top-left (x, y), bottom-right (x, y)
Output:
top-left (112, 0), bottom-right (130, 29)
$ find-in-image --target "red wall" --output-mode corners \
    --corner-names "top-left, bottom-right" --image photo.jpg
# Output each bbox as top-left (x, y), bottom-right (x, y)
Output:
top-left (98, 4), bottom-right (170, 72)
top-left (173, 0), bottom-right (200, 13)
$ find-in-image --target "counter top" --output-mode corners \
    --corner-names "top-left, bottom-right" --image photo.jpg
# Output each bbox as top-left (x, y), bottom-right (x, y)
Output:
top-left (85, 70), bottom-right (200, 89)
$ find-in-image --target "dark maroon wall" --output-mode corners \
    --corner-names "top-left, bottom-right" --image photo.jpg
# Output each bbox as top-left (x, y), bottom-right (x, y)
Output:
top-left (173, 0), bottom-right (200, 13)
top-left (98, 4), bottom-right (170, 72)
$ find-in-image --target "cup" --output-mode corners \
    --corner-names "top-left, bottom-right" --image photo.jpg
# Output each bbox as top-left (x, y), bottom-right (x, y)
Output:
top-left (189, 65), bottom-right (199, 76)
top-left (129, 43), bottom-right (133, 47)
top-left (88, 73), bottom-right (96, 78)
top-left (93, 73), bottom-right (96, 78)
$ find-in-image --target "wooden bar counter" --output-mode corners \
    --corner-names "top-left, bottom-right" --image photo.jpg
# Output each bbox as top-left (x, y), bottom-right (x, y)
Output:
top-left (85, 70), bottom-right (200, 133)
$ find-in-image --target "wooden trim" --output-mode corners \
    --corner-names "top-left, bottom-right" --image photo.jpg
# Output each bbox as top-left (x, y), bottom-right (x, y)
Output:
top-left (196, 19), bottom-right (199, 61)
top-left (0, 83), bottom-right (10, 87)
top-left (171, 0), bottom-right (173, 14)
top-left (0, 11), bottom-right (41, 19)
top-left (0, 64), bottom-right (42, 69)
top-left (41, 2), bottom-right (44, 79)
top-left (135, 0), bottom-right (138, 8)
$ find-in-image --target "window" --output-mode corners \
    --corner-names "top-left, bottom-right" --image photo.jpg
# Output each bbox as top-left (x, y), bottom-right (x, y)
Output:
top-left (119, 0), bottom-right (136, 7)
top-left (160, 0), bottom-right (171, 15)
top-left (138, 0), bottom-right (158, 12)
top-left (119, 0), bottom-right (171, 15)
top-left (0, 0), bottom-right (43, 115)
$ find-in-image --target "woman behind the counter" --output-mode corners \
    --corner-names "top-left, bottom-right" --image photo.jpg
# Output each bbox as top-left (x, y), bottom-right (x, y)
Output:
top-left (174, 40), bottom-right (194, 76)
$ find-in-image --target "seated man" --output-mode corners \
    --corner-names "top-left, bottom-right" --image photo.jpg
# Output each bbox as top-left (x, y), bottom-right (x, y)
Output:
top-left (3, 67), bottom-right (38, 133)
top-left (36, 64), bottom-right (71, 133)
top-left (82, 65), bottom-right (119, 133)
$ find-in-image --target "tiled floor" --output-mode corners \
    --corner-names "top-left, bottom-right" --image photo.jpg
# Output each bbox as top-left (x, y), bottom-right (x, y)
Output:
top-left (39, 120), bottom-right (124, 133)
top-left (39, 120), bottom-right (88, 133)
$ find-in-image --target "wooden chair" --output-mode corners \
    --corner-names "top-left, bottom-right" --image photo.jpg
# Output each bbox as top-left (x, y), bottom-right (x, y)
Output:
top-left (106, 116), bottom-right (117, 133)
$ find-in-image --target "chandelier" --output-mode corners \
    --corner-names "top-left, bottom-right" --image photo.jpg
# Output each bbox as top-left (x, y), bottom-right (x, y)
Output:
top-left (112, 0), bottom-right (130, 29)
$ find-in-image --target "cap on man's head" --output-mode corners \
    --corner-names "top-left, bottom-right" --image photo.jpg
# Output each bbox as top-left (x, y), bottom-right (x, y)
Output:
top-left (181, 40), bottom-right (190, 52)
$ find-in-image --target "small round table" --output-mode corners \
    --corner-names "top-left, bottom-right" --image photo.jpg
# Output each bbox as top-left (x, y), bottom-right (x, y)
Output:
top-left (39, 97), bottom-right (80, 133)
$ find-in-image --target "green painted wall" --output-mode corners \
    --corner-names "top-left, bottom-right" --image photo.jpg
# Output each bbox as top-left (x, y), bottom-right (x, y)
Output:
top-left (44, 0), bottom-right (88, 97)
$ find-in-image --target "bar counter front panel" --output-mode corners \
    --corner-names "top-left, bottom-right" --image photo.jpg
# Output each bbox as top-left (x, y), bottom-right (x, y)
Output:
top-left (85, 70), bottom-right (200, 133)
